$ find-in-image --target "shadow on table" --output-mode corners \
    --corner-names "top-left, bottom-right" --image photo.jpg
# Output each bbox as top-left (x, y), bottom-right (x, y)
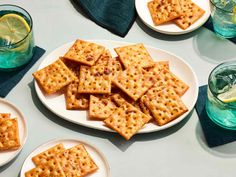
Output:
top-left (29, 80), bottom-right (192, 152)
top-left (0, 153), bottom-right (20, 173)
top-left (195, 121), bottom-right (236, 158)
top-left (193, 29), bottom-right (236, 64)
top-left (135, 17), bottom-right (201, 42)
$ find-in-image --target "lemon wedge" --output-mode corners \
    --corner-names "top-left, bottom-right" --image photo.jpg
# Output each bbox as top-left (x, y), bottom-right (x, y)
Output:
top-left (218, 85), bottom-right (236, 103)
top-left (0, 13), bottom-right (30, 45)
top-left (232, 5), bottom-right (236, 24)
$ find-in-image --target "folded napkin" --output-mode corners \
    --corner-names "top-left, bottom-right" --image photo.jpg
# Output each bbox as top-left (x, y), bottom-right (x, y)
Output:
top-left (71, 0), bottom-right (136, 37)
top-left (203, 17), bottom-right (236, 44)
top-left (0, 46), bottom-right (46, 98)
top-left (195, 85), bottom-right (236, 147)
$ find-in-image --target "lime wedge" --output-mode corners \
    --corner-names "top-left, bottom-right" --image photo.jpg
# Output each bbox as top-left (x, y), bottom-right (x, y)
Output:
top-left (0, 13), bottom-right (30, 45)
top-left (218, 85), bottom-right (236, 103)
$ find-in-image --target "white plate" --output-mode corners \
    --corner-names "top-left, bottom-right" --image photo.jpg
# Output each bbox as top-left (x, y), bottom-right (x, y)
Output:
top-left (34, 40), bottom-right (198, 133)
top-left (0, 99), bottom-right (27, 166)
top-left (20, 139), bottom-right (110, 177)
top-left (135, 0), bottom-right (211, 35)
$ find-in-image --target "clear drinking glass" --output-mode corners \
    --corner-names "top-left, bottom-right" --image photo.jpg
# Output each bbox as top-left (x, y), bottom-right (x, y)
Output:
top-left (0, 4), bottom-right (35, 70)
top-left (206, 61), bottom-right (236, 130)
top-left (210, 0), bottom-right (236, 38)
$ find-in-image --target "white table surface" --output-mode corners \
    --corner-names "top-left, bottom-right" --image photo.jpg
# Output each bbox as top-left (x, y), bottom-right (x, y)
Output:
top-left (1, 0), bottom-right (236, 177)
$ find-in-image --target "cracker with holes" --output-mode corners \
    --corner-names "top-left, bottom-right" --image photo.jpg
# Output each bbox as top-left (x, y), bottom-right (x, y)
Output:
top-left (65, 81), bottom-right (89, 110)
top-left (104, 103), bottom-right (151, 140)
top-left (148, 0), bottom-right (182, 25)
top-left (139, 98), bottom-right (153, 118)
top-left (89, 95), bottom-right (117, 119)
top-left (33, 59), bottom-right (77, 94)
top-left (66, 144), bottom-right (98, 176)
top-left (0, 113), bottom-right (10, 119)
top-left (174, 0), bottom-right (205, 29)
top-left (112, 66), bottom-right (156, 101)
top-left (64, 39), bottom-right (105, 66)
top-left (95, 49), bottom-right (112, 66)
top-left (78, 65), bottom-right (111, 94)
top-left (32, 143), bottom-right (65, 165)
top-left (114, 43), bottom-right (154, 69)
top-left (0, 118), bottom-right (20, 151)
top-left (143, 86), bottom-right (188, 126)
top-left (25, 157), bottom-right (66, 177)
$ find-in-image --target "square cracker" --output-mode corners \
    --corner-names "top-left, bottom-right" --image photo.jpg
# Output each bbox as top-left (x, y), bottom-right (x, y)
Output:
top-left (174, 0), bottom-right (205, 29)
top-left (33, 59), bottom-right (77, 94)
top-left (0, 113), bottom-right (10, 119)
top-left (78, 65), bottom-right (111, 94)
top-left (89, 95), bottom-right (117, 120)
top-left (95, 49), bottom-right (112, 66)
top-left (112, 66), bottom-right (155, 101)
top-left (114, 43), bottom-right (154, 69)
top-left (25, 157), bottom-right (66, 177)
top-left (104, 103), bottom-right (151, 140)
top-left (67, 144), bottom-right (98, 176)
top-left (63, 58), bottom-right (80, 78)
top-left (143, 86), bottom-right (188, 126)
top-left (0, 118), bottom-right (20, 150)
top-left (64, 39), bottom-right (105, 66)
top-left (148, 0), bottom-right (182, 25)
top-left (65, 80), bottom-right (89, 110)
top-left (32, 143), bottom-right (65, 166)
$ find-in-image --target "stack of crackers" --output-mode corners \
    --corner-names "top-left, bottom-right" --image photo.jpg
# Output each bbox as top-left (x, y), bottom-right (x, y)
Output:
top-left (0, 113), bottom-right (20, 151)
top-left (148, 0), bottom-right (205, 29)
top-left (33, 39), bottom-right (189, 140)
top-left (25, 143), bottom-right (98, 177)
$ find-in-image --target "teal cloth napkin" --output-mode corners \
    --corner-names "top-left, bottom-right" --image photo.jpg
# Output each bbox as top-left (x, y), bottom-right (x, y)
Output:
top-left (0, 46), bottom-right (45, 98)
top-left (71, 0), bottom-right (136, 37)
top-left (195, 85), bottom-right (236, 147)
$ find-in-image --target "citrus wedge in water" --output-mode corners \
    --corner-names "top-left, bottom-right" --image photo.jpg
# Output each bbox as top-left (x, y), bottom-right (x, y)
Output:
top-left (218, 85), bottom-right (236, 103)
top-left (0, 13), bottom-right (30, 45)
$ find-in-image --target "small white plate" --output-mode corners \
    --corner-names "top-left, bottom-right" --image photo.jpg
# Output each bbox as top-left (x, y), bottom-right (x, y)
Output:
top-left (20, 139), bottom-right (110, 177)
top-left (0, 99), bottom-right (27, 166)
top-left (135, 0), bottom-right (211, 35)
top-left (34, 40), bottom-right (198, 133)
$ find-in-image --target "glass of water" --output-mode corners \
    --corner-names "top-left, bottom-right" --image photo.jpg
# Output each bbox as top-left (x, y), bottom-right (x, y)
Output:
top-left (0, 4), bottom-right (35, 70)
top-left (210, 0), bottom-right (236, 38)
top-left (206, 61), bottom-right (236, 130)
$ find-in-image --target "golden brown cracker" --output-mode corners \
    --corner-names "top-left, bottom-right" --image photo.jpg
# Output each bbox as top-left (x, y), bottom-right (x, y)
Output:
top-left (78, 65), bottom-right (111, 94)
top-left (32, 143), bottom-right (65, 166)
top-left (95, 49), bottom-right (112, 66)
top-left (62, 58), bottom-right (81, 78)
top-left (33, 59), bottom-right (77, 94)
top-left (104, 103), bottom-right (151, 140)
top-left (64, 39), bottom-right (105, 66)
top-left (65, 81), bottom-right (89, 110)
top-left (89, 95), bottom-right (117, 120)
top-left (148, 0), bottom-right (182, 25)
top-left (25, 157), bottom-right (66, 177)
top-left (0, 118), bottom-right (20, 151)
top-left (112, 66), bottom-right (155, 101)
top-left (174, 0), bottom-right (205, 29)
top-left (114, 43), bottom-right (154, 69)
top-left (143, 86), bottom-right (188, 126)
top-left (69, 144), bottom-right (98, 176)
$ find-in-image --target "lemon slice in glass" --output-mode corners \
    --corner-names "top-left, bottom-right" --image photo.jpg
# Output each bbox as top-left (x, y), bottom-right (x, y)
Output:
top-left (232, 5), bottom-right (236, 24)
top-left (218, 85), bottom-right (236, 103)
top-left (0, 13), bottom-right (30, 45)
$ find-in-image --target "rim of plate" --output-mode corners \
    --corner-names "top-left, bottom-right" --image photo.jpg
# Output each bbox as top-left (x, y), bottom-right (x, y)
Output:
top-left (135, 0), bottom-right (211, 35)
top-left (34, 39), bottom-right (198, 133)
top-left (20, 138), bottom-right (111, 177)
top-left (0, 98), bottom-right (28, 166)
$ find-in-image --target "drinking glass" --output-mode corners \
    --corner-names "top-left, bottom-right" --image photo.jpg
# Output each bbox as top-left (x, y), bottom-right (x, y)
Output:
top-left (0, 4), bottom-right (35, 70)
top-left (210, 0), bottom-right (236, 38)
top-left (206, 61), bottom-right (236, 130)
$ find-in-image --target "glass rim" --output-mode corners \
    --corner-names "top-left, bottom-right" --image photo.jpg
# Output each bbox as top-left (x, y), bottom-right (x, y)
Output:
top-left (208, 60), bottom-right (236, 109)
top-left (0, 4), bottom-right (33, 48)
top-left (210, 0), bottom-right (235, 14)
